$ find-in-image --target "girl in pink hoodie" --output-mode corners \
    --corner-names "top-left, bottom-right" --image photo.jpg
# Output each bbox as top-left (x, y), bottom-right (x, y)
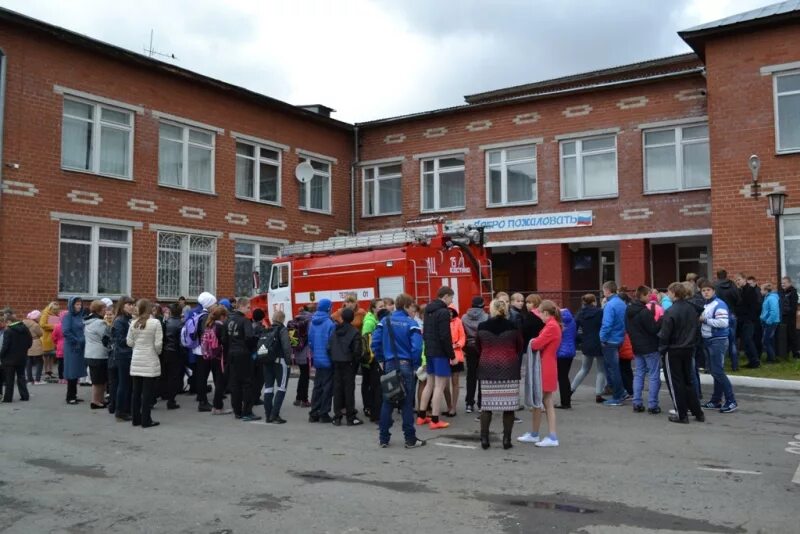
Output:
top-left (50, 311), bottom-right (68, 384)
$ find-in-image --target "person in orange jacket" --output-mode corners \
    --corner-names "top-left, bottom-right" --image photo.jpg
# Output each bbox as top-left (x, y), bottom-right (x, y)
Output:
top-left (332, 293), bottom-right (367, 332)
top-left (445, 305), bottom-right (466, 417)
top-left (619, 334), bottom-right (634, 397)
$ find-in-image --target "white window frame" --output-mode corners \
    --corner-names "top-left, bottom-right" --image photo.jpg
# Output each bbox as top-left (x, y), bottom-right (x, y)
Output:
top-left (420, 155), bottom-right (466, 213)
top-left (156, 231), bottom-right (217, 300)
top-left (485, 145), bottom-right (537, 207)
top-left (362, 163), bottom-right (402, 217)
top-left (298, 155), bottom-right (332, 214)
top-left (60, 96), bottom-right (134, 180)
top-left (235, 141), bottom-right (282, 205)
top-left (774, 70), bottom-right (800, 154)
top-left (676, 243), bottom-right (710, 280)
top-left (643, 123), bottom-right (710, 194)
top-left (234, 241), bottom-right (281, 296)
top-left (599, 248), bottom-right (618, 287)
top-left (57, 221), bottom-right (132, 299)
top-left (158, 121), bottom-right (216, 193)
top-left (559, 135), bottom-right (618, 201)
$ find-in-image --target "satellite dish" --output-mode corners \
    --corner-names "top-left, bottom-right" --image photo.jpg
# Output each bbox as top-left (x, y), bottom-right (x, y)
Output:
top-left (295, 161), bottom-right (314, 184)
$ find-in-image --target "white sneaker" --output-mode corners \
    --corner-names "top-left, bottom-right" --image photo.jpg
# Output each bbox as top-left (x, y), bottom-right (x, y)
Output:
top-left (516, 432), bottom-right (540, 443)
top-left (534, 436), bottom-right (559, 447)
top-left (669, 409), bottom-right (677, 415)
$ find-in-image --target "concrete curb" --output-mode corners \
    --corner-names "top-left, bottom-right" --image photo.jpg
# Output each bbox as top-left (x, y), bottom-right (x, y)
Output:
top-left (659, 370), bottom-right (800, 391)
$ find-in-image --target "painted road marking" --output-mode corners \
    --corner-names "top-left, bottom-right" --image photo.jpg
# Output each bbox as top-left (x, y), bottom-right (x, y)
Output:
top-left (697, 467), bottom-right (762, 475)
top-left (434, 442), bottom-right (477, 450)
top-left (793, 464), bottom-right (800, 485)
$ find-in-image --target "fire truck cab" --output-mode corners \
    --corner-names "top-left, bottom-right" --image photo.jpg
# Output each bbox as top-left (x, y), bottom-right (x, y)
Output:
top-left (251, 220), bottom-right (493, 321)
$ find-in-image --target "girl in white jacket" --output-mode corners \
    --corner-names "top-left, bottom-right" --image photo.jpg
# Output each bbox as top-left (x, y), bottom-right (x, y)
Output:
top-left (127, 299), bottom-right (163, 428)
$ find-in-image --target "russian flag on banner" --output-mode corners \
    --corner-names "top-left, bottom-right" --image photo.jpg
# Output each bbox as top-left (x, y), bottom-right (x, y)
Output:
top-left (576, 214), bottom-right (593, 226)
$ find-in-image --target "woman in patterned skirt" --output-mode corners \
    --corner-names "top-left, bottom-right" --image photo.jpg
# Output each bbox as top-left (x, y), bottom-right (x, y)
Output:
top-left (475, 299), bottom-right (523, 450)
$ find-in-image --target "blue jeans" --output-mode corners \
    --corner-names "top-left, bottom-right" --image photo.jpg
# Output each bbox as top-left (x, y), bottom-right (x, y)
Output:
top-left (310, 367), bottom-right (334, 417)
top-left (740, 320), bottom-right (760, 366)
top-left (601, 343), bottom-right (626, 401)
top-left (379, 359), bottom-right (417, 445)
top-left (633, 352), bottom-right (661, 409)
top-left (116, 359), bottom-right (132, 415)
top-left (705, 337), bottom-right (735, 405)
top-left (727, 314), bottom-right (739, 370)
top-left (762, 324), bottom-right (778, 362)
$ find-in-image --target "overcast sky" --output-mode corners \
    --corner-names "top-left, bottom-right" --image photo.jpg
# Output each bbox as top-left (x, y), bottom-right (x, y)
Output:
top-left (0, 0), bottom-right (771, 122)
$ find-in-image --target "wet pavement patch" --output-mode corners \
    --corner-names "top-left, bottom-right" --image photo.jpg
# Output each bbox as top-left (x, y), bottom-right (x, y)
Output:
top-left (237, 493), bottom-right (291, 512)
top-left (289, 470), bottom-right (434, 493)
top-left (476, 493), bottom-right (745, 533)
top-left (26, 458), bottom-right (108, 478)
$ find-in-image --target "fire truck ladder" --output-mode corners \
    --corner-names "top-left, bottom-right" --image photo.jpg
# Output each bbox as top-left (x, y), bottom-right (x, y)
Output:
top-left (280, 230), bottom-right (428, 256)
top-left (410, 259), bottom-right (432, 307)
top-left (479, 259), bottom-right (494, 305)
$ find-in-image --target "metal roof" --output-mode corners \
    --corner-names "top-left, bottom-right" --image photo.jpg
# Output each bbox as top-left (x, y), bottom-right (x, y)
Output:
top-left (681, 0), bottom-right (800, 33)
top-left (0, 7), bottom-right (353, 131)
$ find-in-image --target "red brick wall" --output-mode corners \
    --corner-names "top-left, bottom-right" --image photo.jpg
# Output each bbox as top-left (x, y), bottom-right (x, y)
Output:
top-left (356, 70), bottom-right (712, 244)
top-left (0, 23), bottom-right (353, 312)
top-left (619, 238), bottom-right (651, 289)
top-left (704, 22), bottom-right (800, 284)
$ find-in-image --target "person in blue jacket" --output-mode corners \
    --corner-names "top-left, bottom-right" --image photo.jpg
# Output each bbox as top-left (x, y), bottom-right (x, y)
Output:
top-left (308, 298), bottom-right (335, 423)
top-left (372, 293), bottom-right (424, 449)
top-left (62, 296), bottom-right (86, 405)
top-left (556, 308), bottom-right (576, 409)
top-left (760, 283), bottom-right (781, 363)
top-left (599, 281), bottom-right (627, 406)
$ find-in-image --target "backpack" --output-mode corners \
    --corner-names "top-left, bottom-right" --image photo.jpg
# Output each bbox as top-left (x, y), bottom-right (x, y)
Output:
top-left (181, 311), bottom-right (207, 350)
top-left (360, 333), bottom-right (374, 366)
top-left (201, 322), bottom-right (223, 361)
top-left (256, 325), bottom-right (284, 366)
top-left (286, 315), bottom-right (308, 352)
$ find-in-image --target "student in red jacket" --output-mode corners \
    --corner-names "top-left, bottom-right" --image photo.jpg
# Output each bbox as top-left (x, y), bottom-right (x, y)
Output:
top-left (519, 300), bottom-right (563, 448)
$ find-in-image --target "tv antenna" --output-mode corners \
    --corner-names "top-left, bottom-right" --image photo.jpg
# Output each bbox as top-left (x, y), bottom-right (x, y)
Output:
top-left (144, 29), bottom-right (177, 61)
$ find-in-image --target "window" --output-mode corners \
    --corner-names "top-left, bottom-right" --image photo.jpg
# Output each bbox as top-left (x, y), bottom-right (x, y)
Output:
top-left (644, 124), bottom-right (710, 192)
top-left (234, 242), bottom-right (280, 297)
top-left (157, 232), bottom-right (216, 299)
top-left (235, 142), bottom-right (281, 204)
top-left (677, 245), bottom-right (709, 281)
top-left (560, 136), bottom-right (617, 200)
top-left (270, 264), bottom-right (290, 289)
top-left (487, 145), bottom-right (537, 206)
top-left (421, 155), bottom-right (465, 212)
top-left (775, 72), bottom-right (800, 153)
top-left (158, 122), bottom-right (214, 193)
top-left (298, 157), bottom-right (331, 212)
top-left (61, 98), bottom-right (133, 178)
top-left (782, 217), bottom-right (800, 280)
top-left (58, 223), bottom-right (131, 297)
top-left (363, 163), bottom-right (402, 216)
top-left (600, 249), bottom-right (617, 286)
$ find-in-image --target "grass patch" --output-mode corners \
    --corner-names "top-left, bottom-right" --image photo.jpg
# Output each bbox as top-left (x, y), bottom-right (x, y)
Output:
top-left (726, 356), bottom-right (800, 380)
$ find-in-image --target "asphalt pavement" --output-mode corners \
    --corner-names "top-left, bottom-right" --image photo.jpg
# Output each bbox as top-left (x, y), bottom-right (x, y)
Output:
top-left (0, 369), bottom-right (798, 534)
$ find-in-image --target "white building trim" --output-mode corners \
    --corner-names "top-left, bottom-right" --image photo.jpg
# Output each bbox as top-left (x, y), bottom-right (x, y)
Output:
top-left (760, 61), bottom-right (800, 75)
top-left (478, 137), bottom-right (544, 151)
top-left (357, 156), bottom-right (406, 167)
top-left (148, 223), bottom-right (223, 237)
top-left (637, 116), bottom-right (708, 130)
top-left (554, 127), bottom-right (620, 141)
top-left (53, 85), bottom-right (145, 114)
top-left (49, 211), bottom-right (143, 229)
top-left (151, 110), bottom-right (224, 134)
top-left (228, 232), bottom-right (290, 244)
top-left (295, 148), bottom-right (338, 164)
top-left (412, 147), bottom-right (469, 160)
top-left (230, 131), bottom-right (290, 152)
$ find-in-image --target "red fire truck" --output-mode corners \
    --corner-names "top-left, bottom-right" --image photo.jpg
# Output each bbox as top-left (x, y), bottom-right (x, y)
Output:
top-left (250, 219), bottom-right (493, 320)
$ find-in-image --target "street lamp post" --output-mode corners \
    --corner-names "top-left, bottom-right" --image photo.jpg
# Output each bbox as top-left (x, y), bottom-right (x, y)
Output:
top-left (767, 191), bottom-right (787, 284)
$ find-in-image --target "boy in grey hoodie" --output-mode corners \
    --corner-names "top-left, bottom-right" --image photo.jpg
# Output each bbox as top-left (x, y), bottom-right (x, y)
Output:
top-left (461, 296), bottom-right (488, 413)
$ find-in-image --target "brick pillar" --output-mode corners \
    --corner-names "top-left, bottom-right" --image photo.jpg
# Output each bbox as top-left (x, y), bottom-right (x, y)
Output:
top-left (619, 239), bottom-right (650, 290)
top-left (536, 244), bottom-right (571, 304)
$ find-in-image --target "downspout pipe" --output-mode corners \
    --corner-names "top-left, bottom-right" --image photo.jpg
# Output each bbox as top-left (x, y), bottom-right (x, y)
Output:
top-left (0, 50), bottom-right (6, 209)
top-left (350, 125), bottom-right (359, 235)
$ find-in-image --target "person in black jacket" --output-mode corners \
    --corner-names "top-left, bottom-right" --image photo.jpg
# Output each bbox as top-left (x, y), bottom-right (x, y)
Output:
top-left (736, 273), bottom-right (762, 368)
top-left (686, 280), bottom-right (706, 399)
top-left (263, 310), bottom-right (292, 424)
top-left (111, 297), bottom-right (135, 421)
top-left (226, 297), bottom-right (259, 421)
top-left (781, 277), bottom-right (800, 359)
top-left (714, 270), bottom-right (741, 370)
top-left (419, 286), bottom-right (456, 430)
top-left (658, 282), bottom-right (704, 424)
top-left (626, 286), bottom-right (662, 414)
top-left (1, 310), bottom-right (33, 402)
top-left (329, 307), bottom-right (363, 426)
top-left (251, 308), bottom-right (266, 408)
top-left (162, 303), bottom-right (184, 410)
top-left (570, 294), bottom-right (605, 403)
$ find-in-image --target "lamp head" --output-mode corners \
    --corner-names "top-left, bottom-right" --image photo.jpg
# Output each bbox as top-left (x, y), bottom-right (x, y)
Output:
top-left (749, 155), bottom-right (760, 182)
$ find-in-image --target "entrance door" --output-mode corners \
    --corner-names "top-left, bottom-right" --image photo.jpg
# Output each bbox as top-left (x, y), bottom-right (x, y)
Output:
top-left (599, 249), bottom-right (617, 286)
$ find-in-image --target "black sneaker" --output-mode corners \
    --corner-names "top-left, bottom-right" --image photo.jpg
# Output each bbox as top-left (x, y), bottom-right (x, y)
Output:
top-left (198, 402), bottom-right (212, 412)
top-left (668, 415), bottom-right (689, 424)
top-left (465, 405), bottom-right (474, 414)
top-left (633, 404), bottom-right (645, 413)
top-left (167, 401), bottom-right (180, 410)
top-left (379, 442), bottom-right (388, 448)
top-left (241, 414), bottom-right (262, 422)
top-left (320, 414), bottom-right (333, 423)
top-left (308, 414), bottom-right (320, 423)
top-left (695, 413), bottom-right (706, 422)
top-left (647, 407), bottom-right (661, 415)
top-left (271, 416), bottom-right (287, 424)
top-left (404, 438), bottom-right (426, 449)
top-left (347, 418), bottom-right (363, 426)
top-left (332, 417), bottom-right (342, 426)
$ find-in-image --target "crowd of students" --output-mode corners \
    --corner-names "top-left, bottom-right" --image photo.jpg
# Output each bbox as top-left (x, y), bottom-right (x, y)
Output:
top-left (1, 269), bottom-right (794, 446)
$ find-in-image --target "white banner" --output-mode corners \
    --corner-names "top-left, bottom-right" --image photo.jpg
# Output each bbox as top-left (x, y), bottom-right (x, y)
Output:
top-left (451, 211), bottom-right (593, 233)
